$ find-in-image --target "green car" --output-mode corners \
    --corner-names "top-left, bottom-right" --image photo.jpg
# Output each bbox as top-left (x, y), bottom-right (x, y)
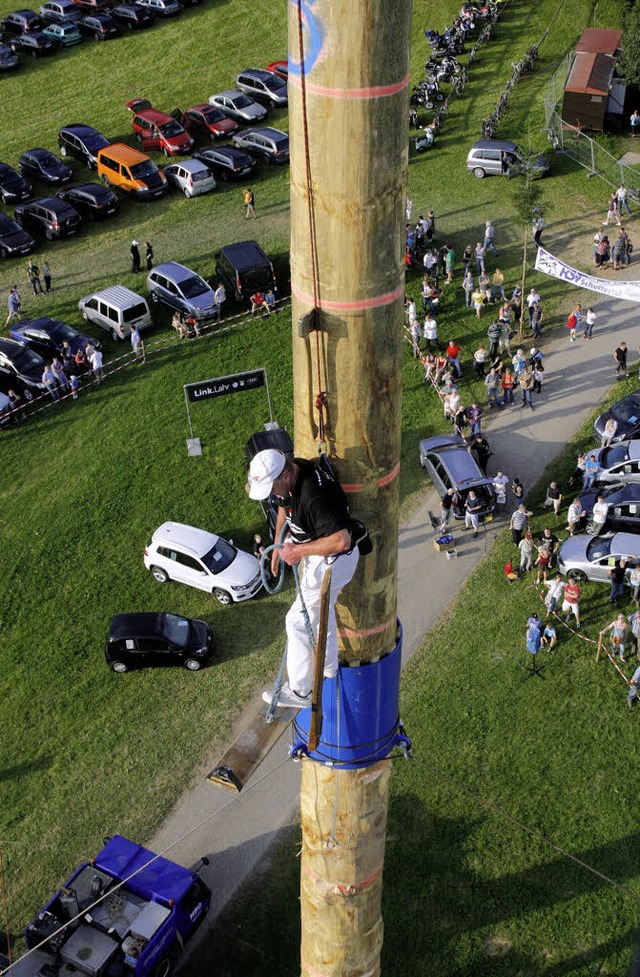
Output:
top-left (42, 20), bottom-right (82, 45)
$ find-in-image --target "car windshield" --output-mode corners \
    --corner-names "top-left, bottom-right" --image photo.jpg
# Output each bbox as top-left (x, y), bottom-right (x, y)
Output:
top-left (159, 120), bottom-right (184, 137)
top-left (601, 445), bottom-right (630, 468)
top-left (612, 397), bottom-right (640, 423)
top-left (130, 160), bottom-right (157, 179)
top-left (192, 170), bottom-right (209, 182)
top-left (0, 217), bottom-right (20, 233)
top-left (265, 76), bottom-right (285, 92)
top-left (233, 94), bottom-right (252, 108)
top-left (161, 613), bottom-right (190, 647)
top-left (202, 107), bottom-right (225, 122)
top-left (123, 302), bottom-right (148, 323)
top-left (273, 136), bottom-right (289, 150)
top-left (47, 321), bottom-right (77, 342)
top-left (12, 346), bottom-right (42, 372)
top-left (586, 537), bottom-right (612, 562)
top-left (201, 538), bottom-right (236, 574)
top-left (38, 152), bottom-right (59, 167)
top-left (180, 275), bottom-right (210, 298)
top-left (84, 133), bottom-right (109, 150)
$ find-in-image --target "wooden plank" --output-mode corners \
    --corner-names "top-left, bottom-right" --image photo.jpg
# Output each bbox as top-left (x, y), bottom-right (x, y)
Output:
top-left (307, 568), bottom-right (332, 754)
top-left (206, 705), bottom-right (296, 792)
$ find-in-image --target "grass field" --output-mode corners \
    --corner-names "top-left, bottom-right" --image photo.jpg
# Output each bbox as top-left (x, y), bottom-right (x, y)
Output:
top-left (2, 0), bottom-right (638, 969)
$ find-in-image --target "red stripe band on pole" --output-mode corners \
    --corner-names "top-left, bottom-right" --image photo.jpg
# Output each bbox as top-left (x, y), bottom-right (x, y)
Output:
top-left (302, 861), bottom-right (383, 892)
top-left (341, 462), bottom-right (400, 493)
top-left (292, 281), bottom-right (404, 311)
top-left (338, 616), bottom-right (396, 638)
top-left (288, 72), bottom-right (410, 99)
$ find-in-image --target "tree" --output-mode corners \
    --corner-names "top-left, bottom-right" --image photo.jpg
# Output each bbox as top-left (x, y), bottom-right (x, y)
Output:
top-left (619, 4), bottom-right (640, 87)
top-left (510, 155), bottom-right (544, 339)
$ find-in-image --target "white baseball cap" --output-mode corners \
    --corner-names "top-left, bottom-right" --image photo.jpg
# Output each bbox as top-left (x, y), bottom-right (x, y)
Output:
top-left (247, 449), bottom-right (286, 500)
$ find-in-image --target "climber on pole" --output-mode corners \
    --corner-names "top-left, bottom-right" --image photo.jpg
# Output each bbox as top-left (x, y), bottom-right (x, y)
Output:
top-left (247, 448), bottom-right (360, 708)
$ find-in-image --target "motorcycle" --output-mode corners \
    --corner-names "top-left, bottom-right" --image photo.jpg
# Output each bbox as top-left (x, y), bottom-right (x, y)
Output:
top-left (415, 126), bottom-right (435, 152)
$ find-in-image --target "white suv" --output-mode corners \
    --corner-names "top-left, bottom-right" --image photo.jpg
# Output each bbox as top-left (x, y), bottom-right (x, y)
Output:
top-left (144, 522), bottom-right (262, 604)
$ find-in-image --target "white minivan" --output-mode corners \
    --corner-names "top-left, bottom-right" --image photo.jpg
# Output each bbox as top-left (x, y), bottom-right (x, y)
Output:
top-left (78, 285), bottom-right (152, 341)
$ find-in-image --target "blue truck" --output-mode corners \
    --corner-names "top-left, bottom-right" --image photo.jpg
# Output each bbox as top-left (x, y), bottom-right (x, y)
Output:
top-left (8, 835), bottom-right (211, 977)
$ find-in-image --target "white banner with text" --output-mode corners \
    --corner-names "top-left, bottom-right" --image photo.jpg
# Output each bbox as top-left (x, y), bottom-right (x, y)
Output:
top-left (535, 247), bottom-right (640, 303)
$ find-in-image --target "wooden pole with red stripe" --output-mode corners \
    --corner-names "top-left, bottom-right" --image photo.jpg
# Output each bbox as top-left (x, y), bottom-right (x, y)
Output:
top-left (288, 1), bottom-right (412, 974)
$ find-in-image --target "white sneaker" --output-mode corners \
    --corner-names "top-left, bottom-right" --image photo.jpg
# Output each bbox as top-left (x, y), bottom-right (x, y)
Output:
top-left (262, 681), bottom-right (311, 709)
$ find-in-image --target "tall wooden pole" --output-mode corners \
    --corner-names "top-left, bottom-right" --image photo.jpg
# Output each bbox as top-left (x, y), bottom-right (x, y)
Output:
top-left (288, 2), bottom-right (412, 974)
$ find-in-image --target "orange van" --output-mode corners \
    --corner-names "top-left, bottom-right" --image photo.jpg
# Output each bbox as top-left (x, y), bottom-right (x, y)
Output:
top-left (96, 143), bottom-right (168, 200)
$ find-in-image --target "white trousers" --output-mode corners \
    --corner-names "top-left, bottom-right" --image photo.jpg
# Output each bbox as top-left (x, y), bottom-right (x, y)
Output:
top-left (286, 547), bottom-right (359, 695)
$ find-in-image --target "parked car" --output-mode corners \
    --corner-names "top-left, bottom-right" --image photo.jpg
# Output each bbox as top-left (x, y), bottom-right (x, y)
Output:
top-left (163, 159), bottom-right (216, 197)
top-left (192, 145), bottom-right (256, 181)
top-left (39, 0), bottom-right (81, 22)
top-left (147, 261), bottom-right (218, 320)
top-left (79, 284), bottom-right (152, 340)
top-left (594, 392), bottom-right (640, 444)
top-left (0, 162), bottom-right (32, 203)
top-left (56, 182), bottom-right (119, 219)
top-left (0, 337), bottom-right (47, 401)
top-left (71, 0), bottom-right (110, 12)
top-left (144, 522), bottom-right (263, 603)
top-left (214, 239), bottom-right (276, 302)
top-left (236, 68), bottom-right (288, 107)
top-left (208, 90), bottom-right (268, 123)
top-left (127, 97), bottom-right (193, 156)
top-left (232, 126), bottom-right (289, 164)
top-left (9, 30), bottom-right (56, 54)
top-left (245, 423), bottom-right (294, 539)
top-left (19, 148), bottom-right (72, 184)
top-left (78, 12), bottom-right (118, 37)
top-left (10, 316), bottom-right (100, 356)
top-left (135, 0), bottom-right (180, 15)
top-left (466, 140), bottom-right (550, 179)
top-left (180, 103), bottom-right (239, 140)
top-left (105, 612), bottom-right (214, 672)
top-left (577, 482), bottom-right (640, 533)
top-left (110, 2), bottom-right (155, 28)
top-left (0, 43), bottom-right (21, 68)
top-left (588, 440), bottom-right (640, 485)
top-left (557, 531), bottom-right (640, 583)
top-left (419, 433), bottom-right (496, 520)
top-left (14, 196), bottom-right (81, 239)
top-left (1, 9), bottom-right (43, 33)
top-left (265, 58), bottom-right (287, 79)
top-left (58, 123), bottom-right (110, 169)
top-left (97, 143), bottom-right (168, 199)
top-left (0, 213), bottom-right (36, 259)
top-left (42, 19), bottom-right (82, 43)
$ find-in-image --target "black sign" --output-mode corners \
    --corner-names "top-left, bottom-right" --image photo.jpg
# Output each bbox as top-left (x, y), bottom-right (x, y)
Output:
top-left (185, 370), bottom-right (265, 403)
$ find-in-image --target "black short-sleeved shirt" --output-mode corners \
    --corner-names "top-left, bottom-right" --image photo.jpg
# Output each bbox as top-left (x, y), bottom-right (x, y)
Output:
top-left (278, 458), bottom-right (352, 544)
top-left (441, 492), bottom-right (453, 511)
top-left (611, 562), bottom-right (627, 584)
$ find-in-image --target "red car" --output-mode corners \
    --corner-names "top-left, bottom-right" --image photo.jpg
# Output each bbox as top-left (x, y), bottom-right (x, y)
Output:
top-left (265, 59), bottom-right (287, 80)
top-left (126, 97), bottom-right (193, 156)
top-left (181, 103), bottom-right (239, 140)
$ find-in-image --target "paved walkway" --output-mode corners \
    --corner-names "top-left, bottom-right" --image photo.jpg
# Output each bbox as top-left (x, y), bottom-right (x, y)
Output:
top-left (149, 279), bottom-right (634, 965)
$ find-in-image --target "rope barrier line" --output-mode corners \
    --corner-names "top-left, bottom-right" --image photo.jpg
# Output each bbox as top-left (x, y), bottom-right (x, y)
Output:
top-left (2, 297), bottom-right (292, 426)
top-left (0, 754), bottom-right (292, 976)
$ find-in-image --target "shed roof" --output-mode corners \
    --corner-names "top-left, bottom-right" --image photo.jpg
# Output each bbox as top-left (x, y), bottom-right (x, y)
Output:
top-left (575, 28), bottom-right (622, 56)
top-left (565, 50), bottom-right (616, 95)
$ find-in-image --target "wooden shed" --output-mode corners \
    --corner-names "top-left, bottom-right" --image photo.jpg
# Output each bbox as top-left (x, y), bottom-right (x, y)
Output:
top-left (562, 28), bottom-right (623, 131)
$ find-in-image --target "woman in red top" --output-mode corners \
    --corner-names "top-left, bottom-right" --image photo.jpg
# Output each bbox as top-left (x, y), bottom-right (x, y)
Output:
top-left (501, 367), bottom-right (515, 406)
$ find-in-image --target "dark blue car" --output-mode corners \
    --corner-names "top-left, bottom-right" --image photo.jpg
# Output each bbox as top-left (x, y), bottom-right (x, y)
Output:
top-left (594, 392), bottom-right (640, 444)
top-left (10, 316), bottom-right (100, 357)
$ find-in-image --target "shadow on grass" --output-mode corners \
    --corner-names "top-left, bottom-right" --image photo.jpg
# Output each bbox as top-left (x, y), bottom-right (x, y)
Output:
top-left (0, 755), bottom-right (54, 784)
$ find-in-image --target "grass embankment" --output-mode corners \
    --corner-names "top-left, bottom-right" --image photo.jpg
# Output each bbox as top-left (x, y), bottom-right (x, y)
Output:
top-left (0, 0), bottom-right (633, 962)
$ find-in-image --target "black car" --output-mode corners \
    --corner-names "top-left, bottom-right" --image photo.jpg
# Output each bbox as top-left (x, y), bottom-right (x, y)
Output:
top-left (594, 392), bottom-right (640, 444)
top-left (193, 146), bottom-right (256, 181)
top-left (9, 30), bottom-right (56, 55)
top-left (245, 424), bottom-right (294, 539)
top-left (0, 43), bottom-right (20, 69)
top-left (0, 337), bottom-right (47, 401)
top-left (19, 148), bottom-right (72, 184)
top-left (79, 12), bottom-right (119, 37)
top-left (236, 68), bottom-right (288, 108)
top-left (232, 127), bottom-right (289, 164)
top-left (577, 482), bottom-right (640, 533)
top-left (1, 9), bottom-right (43, 33)
top-left (0, 162), bottom-right (32, 203)
top-left (56, 182), bottom-right (119, 219)
top-left (111, 3), bottom-right (155, 28)
top-left (214, 239), bottom-right (277, 302)
top-left (9, 317), bottom-right (100, 357)
top-left (57, 124), bottom-right (110, 169)
top-left (105, 612), bottom-right (214, 672)
top-left (14, 196), bottom-right (81, 239)
top-left (0, 213), bottom-right (36, 259)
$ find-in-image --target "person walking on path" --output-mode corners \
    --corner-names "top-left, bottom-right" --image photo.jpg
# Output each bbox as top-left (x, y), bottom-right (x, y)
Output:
top-left (130, 240), bottom-right (141, 274)
top-left (614, 341), bottom-right (628, 378)
top-left (464, 489), bottom-right (483, 538)
top-left (438, 488), bottom-right (455, 534)
top-left (131, 325), bottom-right (145, 363)
top-left (484, 220), bottom-right (498, 257)
top-left (244, 187), bottom-right (256, 219)
top-left (27, 260), bottom-right (43, 295)
top-left (5, 286), bottom-right (21, 327)
top-left (248, 449), bottom-right (360, 709)
top-left (605, 192), bottom-right (621, 227)
top-left (617, 183), bottom-right (631, 218)
top-left (583, 307), bottom-right (596, 340)
top-left (42, 260), bottom-right (52, 293)
top-left (145, 241), bottom-right (154, 270)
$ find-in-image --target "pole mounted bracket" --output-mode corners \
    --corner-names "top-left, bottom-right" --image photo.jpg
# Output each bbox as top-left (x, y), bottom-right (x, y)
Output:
top-left (297, 308), bottom-right (322, 337)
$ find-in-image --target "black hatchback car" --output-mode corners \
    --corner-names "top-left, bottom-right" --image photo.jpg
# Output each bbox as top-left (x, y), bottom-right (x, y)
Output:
top-left (0, 43), bottom-right (21, 69)
top-left (79, 12), bottom-right (119, 37)
top-left (214, 239), bottom-right (277, 302)
top-left (19, 148), bottom-right (72, 184)
top-left (14, 196), bottom-right (81, 239)
top-left (1, 9), bottom-right (43, 33)
top-left (105, 612), bottom-right (214, 672)
top-left (9, 30), bottom-right (56, 55)
top-left (57, 182), bottom-right (119, 219)
top-left (111, 3), bottom-right (155, 28)
top-left (577, 482), bottom-right (640, 533)
top-left (0, 162), bottom-right (32, 203)
top-left (193, 146), bottom-right (256, 181)
top-left (57, 124), bottom-right (110, 169)
top-left (0, 213), bottom-right (36, 259)
top-left (10, 316), bottom-right (100, 357)
top-left (0, 337), bottom-right (47, 401)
